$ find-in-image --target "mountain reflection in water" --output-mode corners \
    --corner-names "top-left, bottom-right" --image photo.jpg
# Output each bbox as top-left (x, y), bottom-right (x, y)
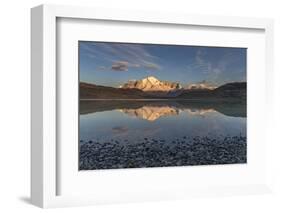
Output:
top-left (119, 106), bottom-right (180, 121)
top-left (79, 100), bottom-right (246, 170)
top-left (119, 107), bottom-right (219, 121)
top-left (80, 100), bottom-right (246, 119)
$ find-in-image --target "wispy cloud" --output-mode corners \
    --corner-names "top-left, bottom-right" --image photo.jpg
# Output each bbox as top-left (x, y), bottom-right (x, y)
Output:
top-left (80, 42), bottom-right (161, 71)
top-left (186, 48), bottom-right (245, 84)
top-left (143, 62), bottom-right (161, 70)
top-left (194, 48), bottom-right (213, 74)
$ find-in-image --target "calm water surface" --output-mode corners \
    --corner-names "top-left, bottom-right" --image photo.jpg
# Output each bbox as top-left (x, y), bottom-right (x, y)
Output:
top-left (79, 100), bottom-right (247, 170)
top-left (80, 100), bottom-right (246, 143)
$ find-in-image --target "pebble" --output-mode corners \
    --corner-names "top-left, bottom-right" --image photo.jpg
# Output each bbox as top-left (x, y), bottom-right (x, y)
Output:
top-left (79, 135), bottom-right (247, 170)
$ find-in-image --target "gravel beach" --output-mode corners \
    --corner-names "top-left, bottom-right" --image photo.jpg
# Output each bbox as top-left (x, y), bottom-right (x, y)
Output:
top-left (79, 135), bottom-right (246, 170)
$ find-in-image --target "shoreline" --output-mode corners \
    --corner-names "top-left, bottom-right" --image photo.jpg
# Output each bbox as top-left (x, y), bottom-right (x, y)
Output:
top-left (79, 135), bottom-right (247, 170)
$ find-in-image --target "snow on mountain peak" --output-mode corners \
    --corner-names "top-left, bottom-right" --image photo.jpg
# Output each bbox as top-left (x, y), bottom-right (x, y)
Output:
top-left (121, 76), bottom-right (180, 92)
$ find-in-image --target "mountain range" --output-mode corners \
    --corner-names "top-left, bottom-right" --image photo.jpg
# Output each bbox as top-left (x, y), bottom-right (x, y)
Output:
top-left (121, 76), bottom-right (181, 92)
top-left (80, 76), bottom-right (246, 100)
top-left (185, 80), bottom-right (217, 90)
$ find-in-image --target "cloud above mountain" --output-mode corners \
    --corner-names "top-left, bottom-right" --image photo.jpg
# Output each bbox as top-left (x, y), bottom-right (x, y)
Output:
top-left (80, 42), bottom-right (161, 71)
top-left (186, 48), bottom-right (245, 84)
top-left (111, 61), bottom-right (129, 71)
top-left (79, 41), bottom-right (246, 87)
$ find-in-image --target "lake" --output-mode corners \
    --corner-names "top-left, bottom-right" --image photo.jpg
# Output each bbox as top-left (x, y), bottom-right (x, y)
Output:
top-left (79, 100), bottom-right (247, 170)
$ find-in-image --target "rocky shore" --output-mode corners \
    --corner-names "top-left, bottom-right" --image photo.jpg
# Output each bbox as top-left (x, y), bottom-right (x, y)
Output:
top-left (79, 136), bottom-right (246, 170)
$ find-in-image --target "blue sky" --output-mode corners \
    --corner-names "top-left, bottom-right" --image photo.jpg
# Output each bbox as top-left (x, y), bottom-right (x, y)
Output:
top-left (79, 41), bottom-right (246, 88)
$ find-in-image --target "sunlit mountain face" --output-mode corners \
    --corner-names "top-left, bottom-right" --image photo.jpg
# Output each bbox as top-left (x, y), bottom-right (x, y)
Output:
top-left (121, 76), bottom-right (181, 92)
top-left (120, 76), bottom-right (217, 92)
top-left (185, 81), bottom-right (217, 90)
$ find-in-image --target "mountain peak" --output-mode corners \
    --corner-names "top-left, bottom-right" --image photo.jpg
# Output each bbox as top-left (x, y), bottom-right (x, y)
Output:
top-left (186, 81), bottom-right (216, 90)
top-left (146, 76), bottom-right (159, 81)
top-left (121, 76), bottom-right (181, 92)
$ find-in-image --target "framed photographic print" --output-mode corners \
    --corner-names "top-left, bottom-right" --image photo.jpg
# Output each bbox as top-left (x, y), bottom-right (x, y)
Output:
top-left (31, 4), bottom-right (274, 208)
top-left (78, 41), bottom-right (247, 170)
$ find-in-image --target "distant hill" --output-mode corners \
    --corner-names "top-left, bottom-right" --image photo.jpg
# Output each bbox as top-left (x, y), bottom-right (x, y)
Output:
top-left (213, 82), bottom-right (246, 98)
top-left (80, 82), bottom-right (149, 99)
top-left (80, 79), bottom-right (246, 101)
top-left (178, 82), bottom-right (246, 101)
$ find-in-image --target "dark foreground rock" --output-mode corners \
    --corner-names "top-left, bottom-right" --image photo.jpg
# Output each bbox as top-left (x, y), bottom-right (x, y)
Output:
top-left (79, 136), bottom-right (246, 170)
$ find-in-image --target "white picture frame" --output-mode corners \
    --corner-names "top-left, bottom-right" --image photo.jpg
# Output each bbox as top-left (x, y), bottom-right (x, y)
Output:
top-left (31, 4), bottom-right (274, 208)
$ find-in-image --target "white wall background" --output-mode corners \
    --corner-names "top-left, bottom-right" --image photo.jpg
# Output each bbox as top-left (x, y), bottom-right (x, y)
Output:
top-left (0, 0), bottom-right (280, 212)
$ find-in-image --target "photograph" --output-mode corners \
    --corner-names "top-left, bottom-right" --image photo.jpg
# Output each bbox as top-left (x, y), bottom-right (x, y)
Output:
top-left (79, 41), bottom-right (247, 170)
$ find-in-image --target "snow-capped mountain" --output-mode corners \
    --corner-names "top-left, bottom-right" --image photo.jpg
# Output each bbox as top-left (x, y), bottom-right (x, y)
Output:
top-left (121, 76), bottom-right (181, 92)
top-left (185, 81), bottom-right (217, 90)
